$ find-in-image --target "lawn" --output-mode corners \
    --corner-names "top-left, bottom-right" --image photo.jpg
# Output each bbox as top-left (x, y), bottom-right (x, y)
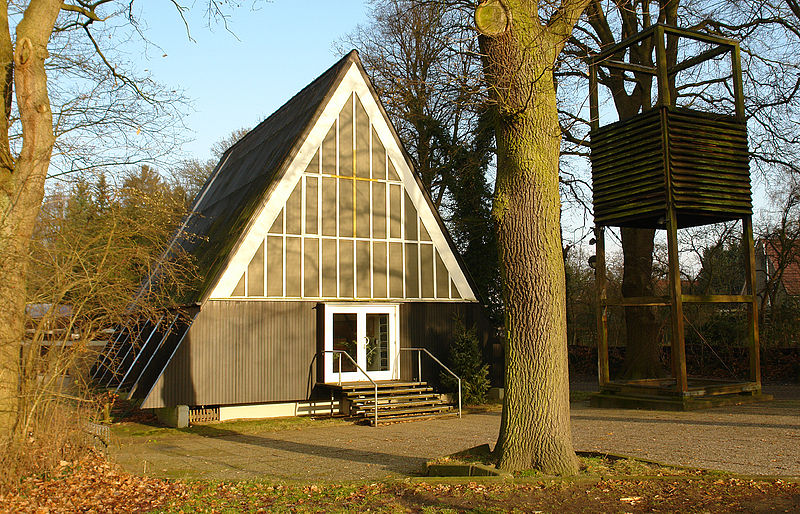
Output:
top-left (2, 450), bottom-right (797, 513)
top-left (167, 477), bottom-right (799, 513)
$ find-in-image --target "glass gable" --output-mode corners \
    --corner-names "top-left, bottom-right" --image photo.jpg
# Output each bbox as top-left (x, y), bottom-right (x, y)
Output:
top-left (226, 92), bottom-right (465, 301)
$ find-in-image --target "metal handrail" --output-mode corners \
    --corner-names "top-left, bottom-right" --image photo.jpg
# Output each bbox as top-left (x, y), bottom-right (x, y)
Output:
top-left (313, 349), bottom-right (379, 427)
top-left (400, 347), bottom-right (461, 418)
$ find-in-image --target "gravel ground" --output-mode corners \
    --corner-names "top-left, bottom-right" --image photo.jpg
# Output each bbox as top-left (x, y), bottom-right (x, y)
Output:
top-left (110, 382), bottom-right (799, 481)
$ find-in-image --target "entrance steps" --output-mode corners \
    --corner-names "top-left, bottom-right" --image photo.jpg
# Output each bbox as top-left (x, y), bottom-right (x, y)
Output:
top-left (330, 381), bottom-right (457, 426)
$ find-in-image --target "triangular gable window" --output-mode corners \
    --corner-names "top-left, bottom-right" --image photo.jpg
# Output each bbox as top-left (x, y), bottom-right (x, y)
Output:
top-left (209, 64), bottom-right (476, 301)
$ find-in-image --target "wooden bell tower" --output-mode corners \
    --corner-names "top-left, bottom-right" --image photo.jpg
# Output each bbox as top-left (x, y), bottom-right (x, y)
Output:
top-left (589, 25), bottom-right (768, 408)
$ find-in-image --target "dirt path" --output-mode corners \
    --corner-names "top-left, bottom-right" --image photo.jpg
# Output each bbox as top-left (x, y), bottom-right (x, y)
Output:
top-left (110, 384), bottom-right (800, 481)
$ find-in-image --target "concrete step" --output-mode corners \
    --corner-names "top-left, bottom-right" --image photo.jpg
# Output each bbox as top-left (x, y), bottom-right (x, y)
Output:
top-left (360, 404), bottom-right (453, 417)
top-left (336, 381), bottom-right (426, 392)
top-left (345, 386), bottom-right (433, 398)
top-left (335, 380), bottom-right (458, 425)
top-left (352, 399), bottom-right (446, 413)
top-left (369, 410), bottom-right (458, 426)
top-left (349, 393), bottom-right (440, 404)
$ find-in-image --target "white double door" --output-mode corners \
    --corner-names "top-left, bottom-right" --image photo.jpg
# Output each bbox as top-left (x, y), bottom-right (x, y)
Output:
top-left (324, 304), bottom-right (398, 383)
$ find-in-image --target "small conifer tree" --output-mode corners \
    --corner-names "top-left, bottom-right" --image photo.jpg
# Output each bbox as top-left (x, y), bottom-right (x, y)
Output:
top-left (442, 319), bottom-right (490, 405)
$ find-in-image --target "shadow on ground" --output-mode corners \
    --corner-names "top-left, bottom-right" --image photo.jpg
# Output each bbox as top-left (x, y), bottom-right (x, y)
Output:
top-left (183, 424), bottom-right (429, 472)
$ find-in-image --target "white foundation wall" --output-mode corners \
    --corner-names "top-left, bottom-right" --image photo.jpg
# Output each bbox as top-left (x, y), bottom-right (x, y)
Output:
top-left (218, 400), bottom-right (341, 421)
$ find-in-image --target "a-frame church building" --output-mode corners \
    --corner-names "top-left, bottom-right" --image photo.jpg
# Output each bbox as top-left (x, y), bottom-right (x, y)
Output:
top-left (93, 51), bottom-right (492, 424)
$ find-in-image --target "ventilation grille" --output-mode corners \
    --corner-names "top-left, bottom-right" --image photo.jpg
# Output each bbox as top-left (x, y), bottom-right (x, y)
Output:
top-left (189, 407), bottom-right (220, 424)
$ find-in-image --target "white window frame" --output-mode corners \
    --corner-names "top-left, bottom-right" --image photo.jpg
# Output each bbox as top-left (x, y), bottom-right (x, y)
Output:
top-left (323, 303), bottom-right (399, 383)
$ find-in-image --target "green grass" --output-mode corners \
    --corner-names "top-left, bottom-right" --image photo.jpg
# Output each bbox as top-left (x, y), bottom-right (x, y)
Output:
top-left (518, 455), bottom-right (695, 477)
top-left (569, 390), bottom-right (595, 403)
top-left (159, 480), bottom-right (400, 513)
top-left (514, 454), bottom-right (717, 478)
top-left (10, 466), bottom-right (795, 513)
top-left (150, 474), bottom-right (794, 513)
top-left (580, 454), bottom-right (696, 476)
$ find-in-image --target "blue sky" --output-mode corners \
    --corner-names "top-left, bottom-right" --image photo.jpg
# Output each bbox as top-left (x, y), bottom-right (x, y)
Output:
top-left (141, 1), bottom-right (370, 162)
top-left (120, 1), bottom-right (772, 249)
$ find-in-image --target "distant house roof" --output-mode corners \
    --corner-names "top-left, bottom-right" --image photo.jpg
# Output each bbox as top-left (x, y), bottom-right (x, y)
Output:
top-left (762, 239), bottom-right (800, 296)
top-left (26, 303), bottom-right (73, 319)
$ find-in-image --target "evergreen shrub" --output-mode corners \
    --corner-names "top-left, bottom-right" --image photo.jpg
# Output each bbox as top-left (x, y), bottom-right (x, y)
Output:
top-left (442, 320), bottom-right (490, 405)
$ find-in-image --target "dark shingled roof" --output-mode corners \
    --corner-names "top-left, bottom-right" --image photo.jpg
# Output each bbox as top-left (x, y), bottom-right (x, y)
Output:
top-left (177, 51), bottom-right (359, 302)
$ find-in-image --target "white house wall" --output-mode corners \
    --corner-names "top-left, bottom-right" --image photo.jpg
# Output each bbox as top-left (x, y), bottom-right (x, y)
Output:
top-left (208, 63), bottom-right (476, 302)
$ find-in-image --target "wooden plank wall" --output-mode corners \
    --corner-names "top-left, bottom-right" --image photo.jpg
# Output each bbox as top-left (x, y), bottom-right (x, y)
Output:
top-left (142, 300), bottom-right (318, 409)
top-left (590, 106), bottom-right (750, 229)
top-left (667, 109), bottom-right (751, 220)
top-left (590, 108), bottom-right (665, 228)
top-left (399, 302), bottom-right (494, 389)
top-left (143, 300), bottom-right (494, 409)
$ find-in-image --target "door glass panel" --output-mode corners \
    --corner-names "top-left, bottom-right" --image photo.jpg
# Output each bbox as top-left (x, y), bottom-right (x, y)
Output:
top-left (366, 313), bottom-right (390, 372)
top-left (332, 313), bottom-right (357, 373)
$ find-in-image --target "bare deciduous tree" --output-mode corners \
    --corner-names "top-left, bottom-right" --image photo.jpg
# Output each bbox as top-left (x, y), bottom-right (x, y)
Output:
top-left (341, 0), bottom-right (501, 316)
top-left (560, 0), bottom-right (800, 378)
top-left (0, 171), bottom-right (196, 484)
top-left (0, 0), bottom-right (253, 444)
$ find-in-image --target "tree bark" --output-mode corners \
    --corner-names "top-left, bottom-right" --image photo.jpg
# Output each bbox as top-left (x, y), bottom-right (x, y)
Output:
top-left (0, 0), bottom-right (61, 442)
top-left (477, 0), bottom-right (589, 475)
top-left (620, 227), bottom-right (665, 378)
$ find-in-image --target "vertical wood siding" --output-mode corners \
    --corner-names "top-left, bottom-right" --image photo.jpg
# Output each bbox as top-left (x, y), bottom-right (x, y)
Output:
top-left (143, 300), bottom-right (319, 409)
top-left (143, 300), bottom-right (494, 409)
top-left (399, 302), bottom-right (494, 389)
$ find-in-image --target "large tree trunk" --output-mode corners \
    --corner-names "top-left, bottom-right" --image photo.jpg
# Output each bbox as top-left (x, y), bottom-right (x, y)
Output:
top-left (477, 0), bottom-right (588, 475)
top-left (0, 0), bottom-right (61, 442)
top-left (491, 88), bottom-right (577, 473)
top-left (620, 227), bottom-right (665, 378)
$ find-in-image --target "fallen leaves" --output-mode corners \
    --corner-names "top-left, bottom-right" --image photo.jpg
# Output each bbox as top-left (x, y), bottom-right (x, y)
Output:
top-left (2, 456), bottom-right (799, 513)
top-left (0, 451), bottom-right (185, 514)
